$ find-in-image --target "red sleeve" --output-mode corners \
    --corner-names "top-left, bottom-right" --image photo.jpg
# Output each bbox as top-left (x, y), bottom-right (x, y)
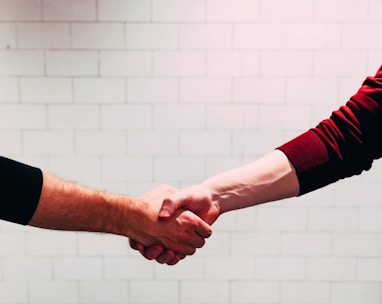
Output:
top-left (278, 65), bottom-right (382, 195)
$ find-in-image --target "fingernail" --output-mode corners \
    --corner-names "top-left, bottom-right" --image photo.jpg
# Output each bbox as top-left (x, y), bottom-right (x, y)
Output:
top-left (159, 209), bottom-right (170, 218)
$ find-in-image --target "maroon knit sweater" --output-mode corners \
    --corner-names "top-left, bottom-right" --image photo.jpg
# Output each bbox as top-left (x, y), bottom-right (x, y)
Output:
top-left (278, 65), bottom-right (382, 195)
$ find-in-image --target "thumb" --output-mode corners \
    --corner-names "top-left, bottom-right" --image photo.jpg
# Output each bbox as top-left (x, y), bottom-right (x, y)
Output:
top-left (158, 196), bottom-right (181, 219)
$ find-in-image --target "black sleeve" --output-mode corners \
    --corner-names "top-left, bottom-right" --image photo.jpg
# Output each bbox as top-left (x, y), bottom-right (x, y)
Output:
top-left (0, 156), bottom-right (43, 225)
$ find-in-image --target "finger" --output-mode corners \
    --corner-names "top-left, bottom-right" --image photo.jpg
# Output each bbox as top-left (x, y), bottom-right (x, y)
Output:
top-left (167, 255), bottom-right (182, 266)
top-left (129, 239), bottom-right (145, 252)
top-left (195, 220), bottom-right (213, 239)
top-left (156, 250), bottom-right (176, 264)
top-left (158, 197), bottom-right (181, 218)
top-left (142, 245), bottom-right (164, 260)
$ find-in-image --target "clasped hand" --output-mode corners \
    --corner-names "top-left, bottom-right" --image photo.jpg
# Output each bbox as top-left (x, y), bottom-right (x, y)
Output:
top-left (131, 184), bottom-right (220, 265)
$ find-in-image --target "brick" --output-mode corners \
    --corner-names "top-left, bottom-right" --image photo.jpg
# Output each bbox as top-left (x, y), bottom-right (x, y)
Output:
top-left (46, 51), bottom-right (98, 76)
top-left (0, 23), bottom-right (16, 48)
top-left (360, 209), bottom-right (382, 232)
top-left (307, 257), bottom-right (356, 280)
top-left (260, 51), bottom-right (313, 76)
top-left (233, 78), bottom-right (285, 103)
top-left (281, 233), bottom-right (331, 256)
top-left (256, 257), bottom-right (305, 280)
top-left (314, 51), bottom-right (367, 77)
top-left (153, 105), bottom-right (205, 129)
top-left (205, 156), bottom-right (242, 176)
top-left (308, 208), bottom-right (359, 232)
top-left (281, 282), bottom-right (330, 304)
top-left (343, 24), bottom-right (382, 49)
top-left (231, 281), bottom-right (279, 303)
top-left (201, 232), bottom-right (231, 256)
top-left (20, 77), bottom-right (72, 103)
top-left (286, 77), bottom-right (338, 104)
top-left (231, 232), bottom-right (280, 255)
top-left (101, 105), bottom-right (151, 129)
top-left (79, 281), bottom-right (128, 304)
top-left (152, 0), bottom-right (205, 22)
top-left (126, 24), bottom-right (178, 49)
top-left (128, 130), bottom-right (178, 156)
top-left (43, 0), bottom-right (96, 21)
top-left (27, 231), bottom-right (77, 256)
top-left (127, 78), bottom-right (178, 104)
top-left (2, 257), bottom-right (52, 280)
top-left (0, 0), bottom-right (41, 21)
top-left (105, 256), bottom-right (154, 280)
top-left (316, 0), bottom-right (368, 21)
top-left (72, 23), bottom-right (124, 49)
top-left (180, 24), bottom-right (232, 49)
top-left (0, 105), bottom-right (46, 130)
top-left (155, 257), bottom-right (204, 280)
top-left (0, 232), bottom-right (25, 255)
top-left (23, 131), bottom-right (74, 156)
top-left (0, 50), bottom-right (44, 76)
top-left (260, 0), bottom-right (314, 21)
top-left (232, 130), bottom-right (285, 156)
top-left (331, 282), bottom-right (381, 304)
top-left (369, 53), bottom-right (382, 75)
top-left (74, 78), bottom-right (125, 104)
top-left (49, 156), bottom-right (101, 181)
top-left (153, 51), bottom-right (205, 76)
top-left (370, 0), bottom-right (382, 21)
top-left (332, 233), bottom-right (382, 257)
top-left (180, 78), bottom-right (232, 103)
top-left (0, 77), bottom-right (18, 103)
top-left (130, 281), bottom-right (179, 304)
top-left (259, 105), bottom-right (311, 131)
top-left (17, 23), bottom-right (70, 49)
top-left (207, 51), bottom-right (260, 76)
top-left (0, 282), bottom-right (28, 303)
top-left (288, 23), bottom-right (341, 49)
top-left (205, 256), bottom-right (255, 279)
top-left (234, 24), bottom-right (287, 49)
top-left (206, 105), bottom-right (258, 129)
top-left (54, 257), bottom-right (103, 280)
top-left (98, 0), bottom-right (150, 21)
top-left (30, 281), bottom-right (78, 303)
top-left (207, 0), bottom-right (260, 22)
top-left (358, 259), bottom-right (382, 281)
top-left (180, 131), bottom-right (231, 155)
top-left (154, 156), bottom-right (204, 182)
top-left (100, 51), bottom-right (151, 76)
top-left (48, 105), bottom-right (99, 129)
top-left (181, 281), bottom-right (229, 304)
top-left (76, 130), bottom-right (126, 156)
top-left (78, 234), bottom-right (127, 256)
top-left (102, 156), bottom-right (152, 181)
top-left (0, 131), bottom-right (22, 156)
top-left (257, 207), bottom-right (307, 231)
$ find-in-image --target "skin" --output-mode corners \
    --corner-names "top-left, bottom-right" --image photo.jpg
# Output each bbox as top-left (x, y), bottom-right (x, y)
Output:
top-left (130, 149), bottom-right (300, 264)
top-left (29, 173), bottom-right (212, 257)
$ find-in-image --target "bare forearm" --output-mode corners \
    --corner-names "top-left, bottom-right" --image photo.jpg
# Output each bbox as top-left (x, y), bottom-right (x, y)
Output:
top-left (28, 173), bottom-right (134, 237)
top-left (203, 150), bottom-right (300, 214)
top-left (29, 174), bottom-right (210, 256)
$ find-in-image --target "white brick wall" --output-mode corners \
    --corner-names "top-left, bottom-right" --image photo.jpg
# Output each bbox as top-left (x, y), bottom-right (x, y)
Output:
top-left (1, 0), bottom-right (382, 303)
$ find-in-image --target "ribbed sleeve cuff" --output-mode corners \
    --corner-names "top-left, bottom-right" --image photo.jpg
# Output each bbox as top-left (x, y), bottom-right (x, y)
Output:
top-left (0, 157), bottom-right (43, 225)
top-left (277, 130), bottom-right (335, 196)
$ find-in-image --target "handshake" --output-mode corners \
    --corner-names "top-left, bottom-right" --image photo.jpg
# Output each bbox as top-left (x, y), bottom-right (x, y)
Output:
top-left (27, 150), bottom-right (298, 265)
top-left (128, 183), bottom-right (222, 266)
top-left (123, 149), bottom-right (299, 265)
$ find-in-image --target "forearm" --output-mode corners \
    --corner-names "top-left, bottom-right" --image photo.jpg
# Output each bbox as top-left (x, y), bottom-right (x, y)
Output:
top-left (28, 173), bottom-right (137, 237)
top-left (29, 174), bottom-right (210, 255)
top-left (202, 150), bottom-right (300, 214)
